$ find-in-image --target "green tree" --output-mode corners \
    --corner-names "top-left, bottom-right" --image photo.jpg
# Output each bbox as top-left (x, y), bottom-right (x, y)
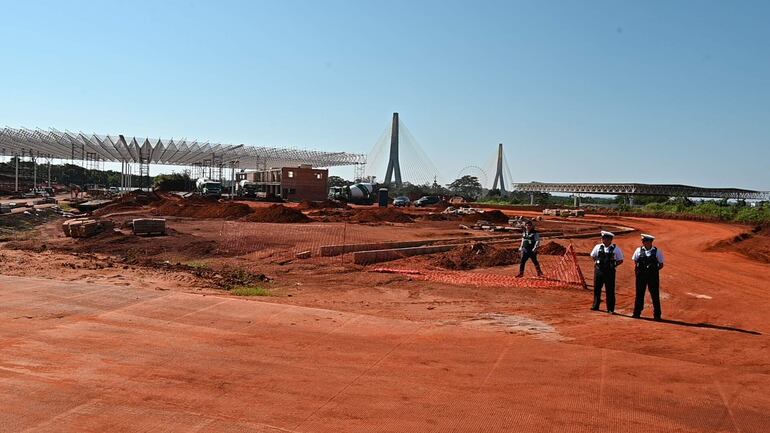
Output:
top-left (446, 175), bottom-right (482, 201)
top-left (154, 172), bottom-right (194, 191)
top-left (328, 175), bottom-right (352, 188)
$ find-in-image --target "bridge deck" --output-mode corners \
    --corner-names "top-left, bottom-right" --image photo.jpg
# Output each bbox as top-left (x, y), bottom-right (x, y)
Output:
top-left (512, 182), bottom-right (769, 199)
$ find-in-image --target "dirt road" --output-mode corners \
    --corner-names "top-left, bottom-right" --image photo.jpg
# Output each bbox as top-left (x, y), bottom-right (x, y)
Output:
top-left (1, 215), bottom-right (769, 432)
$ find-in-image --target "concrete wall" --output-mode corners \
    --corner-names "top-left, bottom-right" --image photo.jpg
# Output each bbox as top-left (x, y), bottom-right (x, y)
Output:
top-left (353, 245), bottom-right (456, 265)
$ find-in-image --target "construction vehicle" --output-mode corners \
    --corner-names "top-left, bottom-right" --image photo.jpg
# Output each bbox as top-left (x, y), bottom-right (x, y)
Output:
top-left (329, 183), bottom-right (376, 205)
top-left (196, 178), bottom-right (222, 198)
top-left (237, 180), bottom-right (259, 198)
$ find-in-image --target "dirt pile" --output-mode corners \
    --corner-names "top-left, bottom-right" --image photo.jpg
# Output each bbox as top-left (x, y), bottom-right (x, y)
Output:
top-left (431, 242), bottom-right (521, 270)
top-left (420, 212), bottom-right (457, 221)
top-left (241, 204), bottom-right (312, 223)
top-left (461, 210), bottom-right (509, 224)
top-left (305, 208), bottom-right (354, 222)
top-left (708, 225), bottom-right (770, 264)
top-left (93, 190), bottom-right (161, 216)
top-left (351, 208), bottom-right (414, 224)
top-left (0, 208), bottom-right (61, 241)
top-left (4, 226), bottom-right (219, 261)
top-left (297, 200), bottom-right (351, 210)
top-left (538, 241), bottom-right (567, 256)
top-left (154, 197), bottom-right (252, 219)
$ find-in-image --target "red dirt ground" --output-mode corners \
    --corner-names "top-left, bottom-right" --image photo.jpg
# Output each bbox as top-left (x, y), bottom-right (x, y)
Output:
top-left (429, 242), bottom-right (522, 270)
top-left (241, 204), bottom-right (313, 223)
top-left (1, 212), bottom-right (769, 431)
top-left (296, 199), bottom-right (351, 210)
top-left (350, 207), bottom-right (414, 224)
top-left (538, 240), bottom-right (568, 255)
top-left (154, 197), bottom-right (253, 219)
top-left (461, 209), bottom-right (510, 224)
top-left (708, 225), bottom-right (770, 264)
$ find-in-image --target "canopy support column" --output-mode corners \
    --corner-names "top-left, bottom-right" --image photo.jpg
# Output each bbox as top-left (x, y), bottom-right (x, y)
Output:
top-left (14, 153), bottom-right (19, 192)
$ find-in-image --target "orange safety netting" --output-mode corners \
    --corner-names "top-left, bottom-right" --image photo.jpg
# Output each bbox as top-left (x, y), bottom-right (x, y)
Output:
top-left (372, 244), bottom-right (587, 290)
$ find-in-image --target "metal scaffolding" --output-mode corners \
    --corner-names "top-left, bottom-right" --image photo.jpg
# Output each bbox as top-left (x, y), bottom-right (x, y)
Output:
top-left (512, 182), bottom-right (770, 200)
top-left (0, 126), bottom-right (366, 171)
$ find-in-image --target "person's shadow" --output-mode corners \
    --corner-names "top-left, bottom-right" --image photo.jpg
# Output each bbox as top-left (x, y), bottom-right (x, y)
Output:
top-left (615, 313), bottom-right (762, 335)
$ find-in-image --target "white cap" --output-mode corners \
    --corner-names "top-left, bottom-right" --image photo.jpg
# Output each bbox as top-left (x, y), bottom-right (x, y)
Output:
top-left (641, 233), bottom-right (655, 241)
top-left (601, 231), bottom-right (615, 238)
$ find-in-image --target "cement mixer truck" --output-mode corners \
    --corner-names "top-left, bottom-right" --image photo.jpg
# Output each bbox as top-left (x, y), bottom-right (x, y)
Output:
top-left (237, 180), bottom-right (259, 198)
top-left (328, 183), bottom-right (377, 205)
top-left (196, 178), bottom-right (222, 198)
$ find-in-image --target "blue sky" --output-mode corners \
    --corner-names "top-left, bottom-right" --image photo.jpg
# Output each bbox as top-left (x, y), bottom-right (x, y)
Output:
top-left (1, 0), bottom-right (768, 189)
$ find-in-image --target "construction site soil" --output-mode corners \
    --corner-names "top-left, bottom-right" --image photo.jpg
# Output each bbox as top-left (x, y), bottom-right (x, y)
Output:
top-left (154, 197), bottom-right (253, 219)
top-left (241, 204), bottom-right (313, 223)
top-left (538, 240), bottom-right (568, 255)
top-left (430, 242), bottom-right (521, 270)
top-left (1, 205), bottom-right (770, 432)
top-left (296, 199), bottom-right (351, 210)
top-left (708, 224), bottom-right (770, 264)
top-left (461, 209), bottom-right (510, 224)
top-left (92, 190), bottom-right (163, 217)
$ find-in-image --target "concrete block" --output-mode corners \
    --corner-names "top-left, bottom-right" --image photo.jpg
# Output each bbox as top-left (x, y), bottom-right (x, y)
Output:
top-left (353, 244), bottom-right (456, 265)
top-left (132, 218), bottom-right (166, 236)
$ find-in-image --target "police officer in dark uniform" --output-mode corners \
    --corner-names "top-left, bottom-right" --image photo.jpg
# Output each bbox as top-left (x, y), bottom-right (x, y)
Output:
top-left (632, 234), bottom-right (665, 320)
top-left (516, 220), bottom-right (544, 277)
top-left (590, 231), bottom-right (624, 313)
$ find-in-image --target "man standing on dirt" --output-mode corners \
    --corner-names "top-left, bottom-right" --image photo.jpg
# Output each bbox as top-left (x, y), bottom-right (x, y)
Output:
top-left (516, 220), bottom-right (544, 278)
top-left (590, 231), bottom-right (624, 313)
top-left (632, 234), bottom-right (665, 320)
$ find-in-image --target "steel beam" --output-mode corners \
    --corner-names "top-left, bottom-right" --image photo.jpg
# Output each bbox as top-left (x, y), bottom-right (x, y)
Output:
top-left (512, 182), bottom-right (770, 200)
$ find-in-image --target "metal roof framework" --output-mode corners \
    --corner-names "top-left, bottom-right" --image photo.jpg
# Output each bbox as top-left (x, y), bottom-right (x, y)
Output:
top-left (0, 127), bottom-right (366, 169)
top-left (512, 182), bottom-right (770, 200)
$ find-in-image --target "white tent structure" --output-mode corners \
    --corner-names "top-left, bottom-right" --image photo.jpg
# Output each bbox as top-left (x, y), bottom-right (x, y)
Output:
top-left (0, 126), bottom-right (365, 190)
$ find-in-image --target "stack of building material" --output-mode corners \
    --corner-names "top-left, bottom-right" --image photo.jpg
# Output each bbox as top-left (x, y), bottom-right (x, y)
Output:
top-left (62, 218), bottom-right (114, 238)
top-left (132, 218), bottom-right (166, 236)
top-left (542, 209), bottom-right (585, 218)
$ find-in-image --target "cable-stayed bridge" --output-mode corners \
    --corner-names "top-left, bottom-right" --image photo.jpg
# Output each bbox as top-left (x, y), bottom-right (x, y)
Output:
top-left (485, 145), bottom-right (769, 200)
top-left (511, 182), bottom-right (770, 200)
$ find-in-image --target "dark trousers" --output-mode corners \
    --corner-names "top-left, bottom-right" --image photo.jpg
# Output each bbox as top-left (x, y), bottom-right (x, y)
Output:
top-left (634, 271), bottom-right (661, 318)
top-left (519, 249), bottom-right (541, 275)
top-left (592, 267), bottom-right (616, 311)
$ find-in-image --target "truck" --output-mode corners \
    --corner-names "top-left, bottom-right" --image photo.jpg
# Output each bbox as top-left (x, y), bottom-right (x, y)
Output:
top-left (237, 179), bottom-right (259, 198)
top-left (329, 183), bottom-right (376, 205)
top-left (196, 178), bottom-right (222, 198)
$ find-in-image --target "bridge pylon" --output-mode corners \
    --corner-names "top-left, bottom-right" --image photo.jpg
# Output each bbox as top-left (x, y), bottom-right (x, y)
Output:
top-left (491, 143), bottom-right (506, 196)
top-left (383, 112), bottom-right (402, 187)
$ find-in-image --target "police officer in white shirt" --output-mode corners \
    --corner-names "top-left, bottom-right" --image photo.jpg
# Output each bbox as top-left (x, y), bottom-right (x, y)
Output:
top-left (590, 231), bottom-right (624, 314)
top-left (632, 234), bottom-right (665, 320)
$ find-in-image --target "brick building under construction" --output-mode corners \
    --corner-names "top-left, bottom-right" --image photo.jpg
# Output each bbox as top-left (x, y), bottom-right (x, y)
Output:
top-left (237, 165), bottom-right (328, 201)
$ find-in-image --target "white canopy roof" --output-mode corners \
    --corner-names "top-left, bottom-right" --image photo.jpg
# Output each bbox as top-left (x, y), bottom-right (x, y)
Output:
top-left (0, 127), bottom-right (365, 169)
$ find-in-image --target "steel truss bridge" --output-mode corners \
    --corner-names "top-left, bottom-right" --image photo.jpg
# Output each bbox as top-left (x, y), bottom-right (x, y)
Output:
top-left (512, 182), bottom-right (770, 200)
top-left (0, 126), bottom-right (365, 189)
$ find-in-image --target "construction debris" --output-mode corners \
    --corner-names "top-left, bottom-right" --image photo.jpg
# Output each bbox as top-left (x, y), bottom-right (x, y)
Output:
top-left (543, 209), bottom-right (585, 218)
